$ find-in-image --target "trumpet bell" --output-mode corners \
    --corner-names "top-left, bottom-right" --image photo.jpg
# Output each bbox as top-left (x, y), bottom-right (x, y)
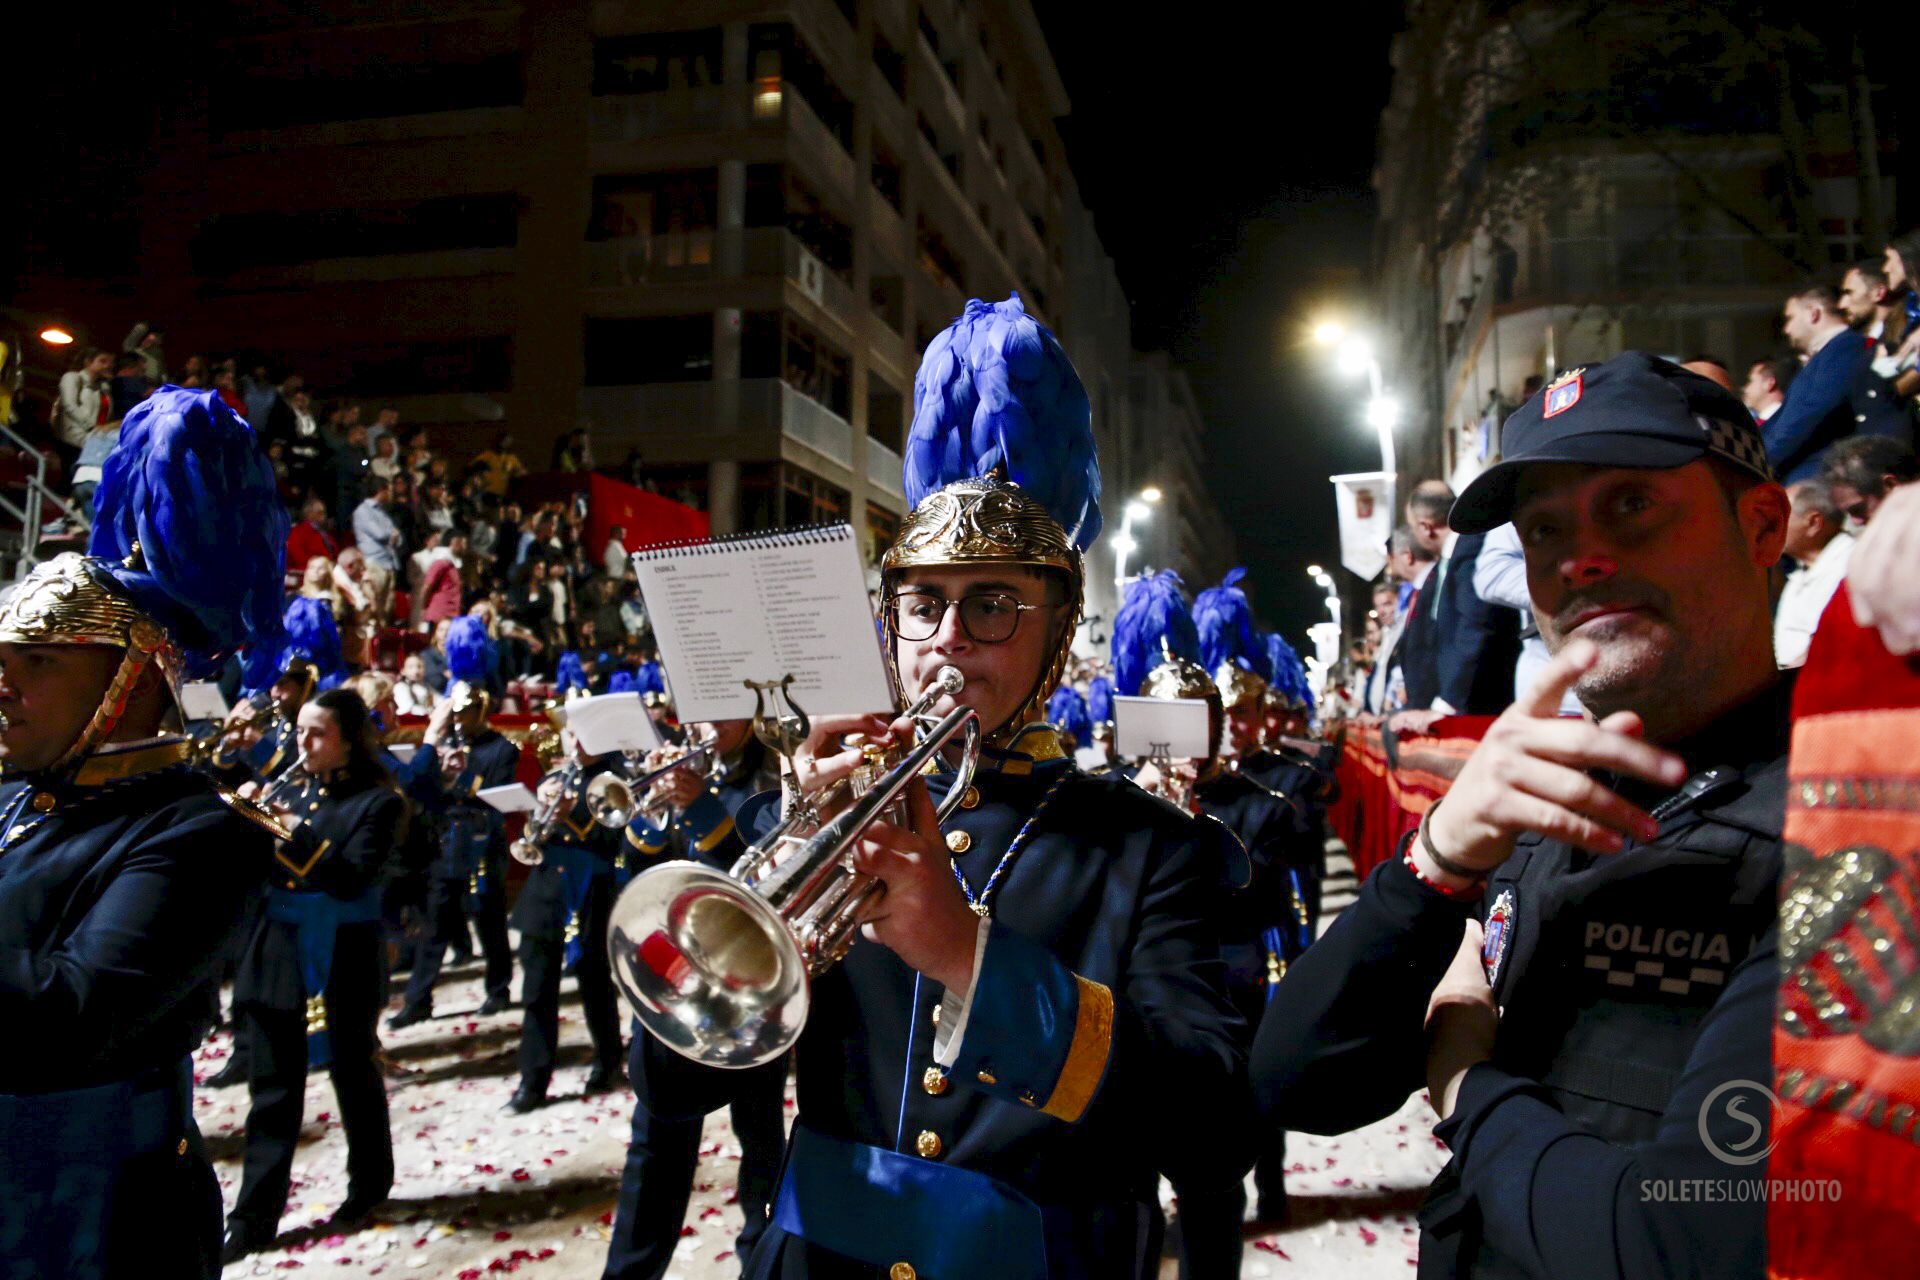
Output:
top-left (586, 772), bottom-right (636, 828)
top-left (607, 861), bottom-right (808, 1068)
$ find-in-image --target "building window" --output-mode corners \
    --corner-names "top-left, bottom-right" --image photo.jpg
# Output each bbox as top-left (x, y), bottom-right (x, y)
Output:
top-left (274, 336), bottom-right (513, 399)
top-left (211, 43), bottom-right (522, 134)
top-left (786, 175), bottom-right (853, 281)
top-left (783, 319), bottom-right (852, 418)
top-left (742, 311), bottom-right (783, 379)
top-left (866, 501), bottom-right (901, 564)
top-left (782, 466), bottom-right (850, 527)
top-left (586, 171), bottom-right (719, 271)
top-left (745, 164), bottom-right (786, 228)
top-left (869, 272), bottom-right (905, 335)
top-left (583, 316), bottom-right (713, 385)
top-left (916, 219), bottom-right (966, 293)
top-left (872, 142), bottom-right (904, 213)
top-left (873, 31), bottom-right (906, 99)
top-left (191, 193), bottom-right (519, 276)
top-left (592, 29), bottom-right (723, 95)
top-left (746, 24), bottom-right (853, 149)
top-left (867, 376), bottom-right (905, 450)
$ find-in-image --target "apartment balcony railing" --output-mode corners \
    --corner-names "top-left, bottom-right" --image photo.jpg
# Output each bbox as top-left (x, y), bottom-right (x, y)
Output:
top-left (585, 227), bottom-right (856, 317)
top-left (579, 377), bottom-right (854, 471)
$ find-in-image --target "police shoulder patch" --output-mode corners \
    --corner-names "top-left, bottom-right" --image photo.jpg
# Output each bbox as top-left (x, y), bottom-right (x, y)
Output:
top-left (1483, 888), bottom-right (1516, 986)
top-left (1542, 368), bottom-right (1586, 418)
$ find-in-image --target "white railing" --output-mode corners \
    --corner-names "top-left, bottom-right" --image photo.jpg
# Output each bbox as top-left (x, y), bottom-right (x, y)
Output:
top-left (589, 85), bottom-right (729, 142)
top-left (580, 378), bottom-right (855, 470)
top-left (780, 382), bottom-right (855, 467)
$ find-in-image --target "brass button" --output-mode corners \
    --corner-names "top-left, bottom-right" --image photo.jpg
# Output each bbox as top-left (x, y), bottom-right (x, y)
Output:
top-left (914, 1129), bottom-right (943, 1159)
top-left (176, 1138), bottom-right (189, 1156)
top-left (930, 1004), bottom-right (941, 1027)
top-left (959, 785), bottom-right (980, 810)
top-left (976, 1069), bottom-right (997, 1086)
top-left (890, 1265), bottom-right (917, 1280)
top-left (30, 793), bottom-right (54, 813)
top-left (921, 1066), bottom-right (949, 1096)
top-left (945, 829), bottom-right (971, 854)
top-left (1019, 1090), bottom-right (1039, 1107)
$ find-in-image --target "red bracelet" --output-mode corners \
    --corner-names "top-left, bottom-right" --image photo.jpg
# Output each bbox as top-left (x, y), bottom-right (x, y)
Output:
top-left (1401, 820), bottom-right (1486, 902)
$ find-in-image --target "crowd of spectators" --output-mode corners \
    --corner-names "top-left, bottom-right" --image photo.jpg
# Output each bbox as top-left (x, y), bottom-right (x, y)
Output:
top-left (30, 326), bottom-right (664, 708)
top-left (1328, 228), bottom-right (1920, 725)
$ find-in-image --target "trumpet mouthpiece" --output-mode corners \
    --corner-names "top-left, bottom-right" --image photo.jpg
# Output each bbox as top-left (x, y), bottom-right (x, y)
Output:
top-left (934, 665), bottom-right (965, 693)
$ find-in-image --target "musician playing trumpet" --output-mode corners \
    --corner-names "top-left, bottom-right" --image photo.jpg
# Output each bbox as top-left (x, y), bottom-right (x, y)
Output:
top-left (503, 727), bottom-right (627, 1113)
top-left (604, 297), bottom-right (1252, 1280)
top-left (605, 719), bottom-right (787, 1278)
top-left (224, 689), bottom-right (404, 1262)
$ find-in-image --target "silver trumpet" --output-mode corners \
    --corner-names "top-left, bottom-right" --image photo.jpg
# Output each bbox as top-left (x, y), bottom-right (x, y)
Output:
top-left (607, 666), bottom-right (979, 1068)
top-left (590, 728), bottom-right (722, 829)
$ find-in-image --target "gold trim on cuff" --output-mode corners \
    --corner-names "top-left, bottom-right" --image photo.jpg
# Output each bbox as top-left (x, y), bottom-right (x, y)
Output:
top-left (626, 824), bottom-right (667, 854)
top-left (1040, 975), bottom-right (1113, 1122)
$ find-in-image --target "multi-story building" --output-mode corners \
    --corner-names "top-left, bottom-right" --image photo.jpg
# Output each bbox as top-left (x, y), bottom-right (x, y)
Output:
top-left (90, 0), bottom-right (1226, 595)
top-left (1373, 2), bottom-right (1897, 487)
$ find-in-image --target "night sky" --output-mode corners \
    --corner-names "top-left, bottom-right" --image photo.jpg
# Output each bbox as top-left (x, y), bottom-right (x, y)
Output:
top-left (1038, 5), bottom-right (1401, 645)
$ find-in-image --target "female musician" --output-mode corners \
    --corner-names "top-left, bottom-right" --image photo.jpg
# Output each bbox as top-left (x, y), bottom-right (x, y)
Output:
top-left (224, 689), bottom-right (406, 1262)
top-left (505, 731), bottom-right (626, 1112)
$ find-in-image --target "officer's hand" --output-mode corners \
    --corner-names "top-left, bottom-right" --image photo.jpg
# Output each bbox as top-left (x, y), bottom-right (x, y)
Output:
top-left (647, 764), bottom-right (703, 814)
top-left (851, 779), bottom-right (979, 992)
top-left (1424, 920), bottom-right (1496, 1121)
top-left (1423, 640), bottom-right (1685, 876)
top-left (1849, 482), bottom-right (1920, 655)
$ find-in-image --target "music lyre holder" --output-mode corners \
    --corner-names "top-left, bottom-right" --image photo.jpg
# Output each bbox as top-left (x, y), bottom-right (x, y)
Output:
top-left (746, 675), bottom-right (810, 776)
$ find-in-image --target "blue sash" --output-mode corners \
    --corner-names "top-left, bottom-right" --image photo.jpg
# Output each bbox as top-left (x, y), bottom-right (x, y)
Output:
top-left (773, 1125), bottom-right (1049, 1280)
top-left (267, 886), bottom-right (382, 1066)
top-left (0, 1058), bottom-right (193, 1279)
top-left (545, 845), bottom-right (612, 971)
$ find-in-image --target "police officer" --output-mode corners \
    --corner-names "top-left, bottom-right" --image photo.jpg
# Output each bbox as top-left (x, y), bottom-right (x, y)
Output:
top-left (1253, 353), bottom-right (1793, 1279)
top-left (225, 688), bottom-right (406, 1261)
top-left (608, 296), bottom-right (1251, 1279)
top-left (603, 717), bottom-right (787, 1278)
top-left (505, 729), bottom-right (627, 1113)
top-left (0, 386), bottom-right (285, 1278)
top-left (390, 618), bottom-right (517, 1026)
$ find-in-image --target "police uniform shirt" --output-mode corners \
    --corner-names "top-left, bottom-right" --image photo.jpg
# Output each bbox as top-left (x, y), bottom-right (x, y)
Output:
top-left (754, 737), bottom-right (1251, 1279)
top-left (1251, 679), bottom-right (1793, 1280)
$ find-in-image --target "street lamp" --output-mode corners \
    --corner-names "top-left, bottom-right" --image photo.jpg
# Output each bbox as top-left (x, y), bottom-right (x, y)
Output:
top-left (1310, 566), bottom-right (1342, 635)
top-left (1310, 315), bottom-right (1398, 518)
top-left (38, 327), bottom-right (74, 346)
top-left (1112, 487), bottom-right (1162, 589)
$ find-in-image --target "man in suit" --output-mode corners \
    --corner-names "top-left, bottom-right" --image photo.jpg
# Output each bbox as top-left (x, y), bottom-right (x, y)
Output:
top-left (1389, 481), bottom-right (1454, 719)
top-left (1365, 529), bottom-right (1432, 716)
top-left (1765, 282), bottom-right (1909, 483)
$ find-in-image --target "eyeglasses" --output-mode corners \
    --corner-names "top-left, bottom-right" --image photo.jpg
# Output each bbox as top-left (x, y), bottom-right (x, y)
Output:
top-left (887, 591), bottom-right (1054, 643)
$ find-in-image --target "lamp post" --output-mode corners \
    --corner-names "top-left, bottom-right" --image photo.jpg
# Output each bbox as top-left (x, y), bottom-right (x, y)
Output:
top-left (1111, 487), bottom-right (1162, 590)
top-left (1311, 566), bottom-right (1342, 636)
top-left (1311, 319), bottom-right (1399, 516)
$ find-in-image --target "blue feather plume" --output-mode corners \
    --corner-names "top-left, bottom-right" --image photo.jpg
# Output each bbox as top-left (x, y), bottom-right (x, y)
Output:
top-left (903, 295), bottom-right (1102, 549)
top-left (608, 669), bottom-right (638, 695)
top-left (1110, 570), bottom-right (1200, 697)
top-left (635, 661), bottom-right (666, 696)
top-left (88, 385), bottom-right (287, 677)
top-left (1086, 675), bottom-right (1114, 725)
top-left (445, 616), bottom-right (493, 687)
top-left (1045, 685), bottom-right (1091, 742)
top-left (1266, 632), bottom-right (1310, 706)
top-left (1194, 567), bottom-right (1267, 678)
top-left (279, 596), bottom-right (346, 690)
top-left (555, 651), bottom-right (588, 694)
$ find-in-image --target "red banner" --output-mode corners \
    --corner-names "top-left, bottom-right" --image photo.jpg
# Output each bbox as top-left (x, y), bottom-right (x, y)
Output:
top-left (512, 472), bottom-right (709, 560)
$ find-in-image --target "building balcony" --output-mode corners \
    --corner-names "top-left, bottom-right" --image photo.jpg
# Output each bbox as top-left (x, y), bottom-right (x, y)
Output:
top-left (866, 439), bottom-right (904, 497)
top-left (589, 81), bottom-right (856, 202)
top-left (201, 246), bottom-right (516, 293)
top-left (579, 377), bottom-right (854, 472)
top-left (584, 227), bottom-right (857, 318)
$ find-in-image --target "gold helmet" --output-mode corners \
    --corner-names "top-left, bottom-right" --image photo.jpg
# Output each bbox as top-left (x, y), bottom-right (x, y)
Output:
top-left (0, 388), bottom-right (286, 774)
top-left (1113, 572), bottom-right (1222, 769)
top-left (879, 296), bottom-right (1101, 743)
top-left (1214, 661), bottom-right (1268, 712)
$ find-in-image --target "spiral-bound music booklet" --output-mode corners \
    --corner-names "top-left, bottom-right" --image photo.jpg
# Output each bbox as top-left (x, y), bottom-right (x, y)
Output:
top-left (631, 523), bottom-right (894, 723)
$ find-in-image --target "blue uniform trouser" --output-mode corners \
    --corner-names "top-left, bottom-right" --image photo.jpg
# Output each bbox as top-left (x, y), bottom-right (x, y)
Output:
top-left (402, 872), bottom-right (510, 1011)
top-left (602, 1045), bottom-right (787, 1280)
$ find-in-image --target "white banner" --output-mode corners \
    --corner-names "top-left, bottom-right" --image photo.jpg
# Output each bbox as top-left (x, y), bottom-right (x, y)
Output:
top-left (1330, 470), bottom-right (1394, 580)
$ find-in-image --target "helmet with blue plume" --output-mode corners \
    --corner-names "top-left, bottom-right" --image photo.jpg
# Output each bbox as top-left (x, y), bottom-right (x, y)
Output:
top-left (444, 614), bottom-right (496, 719)
top-left (1194, 567), bottom-right (1270, 710)
top-left (1086, 674), bottom-right (1114, 727)
top-left (0, 386), bottom-right (287, 772)
top-left (276, 596), bottom-right (347, 699)
top-left (1045, 684), bottom-right (1091, 745)
top-left (555, 651), bottom-right (589, 695)
top-left (1110, 571), bottom-right (1203, 699)
top-left (881, 294), bottom-right (1101, 743)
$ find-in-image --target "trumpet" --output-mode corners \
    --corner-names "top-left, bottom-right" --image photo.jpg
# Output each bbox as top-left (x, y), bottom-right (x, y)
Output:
top-left (608, 666), bottom-right (979, 1069)
top-left (511, 760), bottom-right (580, 866)
top-left (593, 729), bottom-right (723, 828)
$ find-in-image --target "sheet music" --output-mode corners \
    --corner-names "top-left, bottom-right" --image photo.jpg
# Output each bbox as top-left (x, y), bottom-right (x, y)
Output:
top-left (180, 681), bottom-right (230, 722)
top-left (478, 783), bottom-right (537, 814)
top-left (632, 525), bottom-right (894, 723)
top-left (561, 692), bottom-right (664, 756)
top-left (1112, 696), bottom-right (1214, 760)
